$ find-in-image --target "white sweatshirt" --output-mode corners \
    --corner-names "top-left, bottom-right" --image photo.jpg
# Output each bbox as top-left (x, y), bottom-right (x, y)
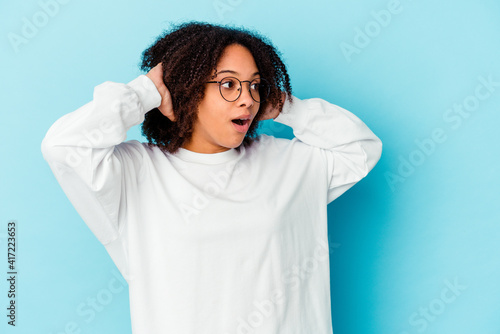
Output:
top-left (41, 75), bottom-right (382, 334)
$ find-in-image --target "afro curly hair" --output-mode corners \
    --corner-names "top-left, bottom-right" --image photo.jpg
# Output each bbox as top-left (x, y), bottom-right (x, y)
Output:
top-left (139, 21), bottom-right (293, 154)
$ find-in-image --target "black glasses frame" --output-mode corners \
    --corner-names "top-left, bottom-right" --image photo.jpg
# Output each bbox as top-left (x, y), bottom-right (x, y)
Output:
top-left (206, 77), bottom-right (270, 103)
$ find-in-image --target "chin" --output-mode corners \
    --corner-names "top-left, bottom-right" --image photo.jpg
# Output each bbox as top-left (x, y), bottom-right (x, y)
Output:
top-left (226, 142), bottom-right (241, 149)
top-left (224, 138), bottom-right (244, 149)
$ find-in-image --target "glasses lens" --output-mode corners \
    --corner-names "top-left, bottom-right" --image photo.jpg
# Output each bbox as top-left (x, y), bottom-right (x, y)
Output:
top-left (250, 78), bottom-right (270, 103)
top-left (219, 77), bottom-right (240, 102)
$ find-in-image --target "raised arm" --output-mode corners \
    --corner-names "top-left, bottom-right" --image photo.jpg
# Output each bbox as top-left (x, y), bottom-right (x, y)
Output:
top-left (41, 67), bottom-right (167, 244)
top-left (268, 94), bottom-right (383, 203)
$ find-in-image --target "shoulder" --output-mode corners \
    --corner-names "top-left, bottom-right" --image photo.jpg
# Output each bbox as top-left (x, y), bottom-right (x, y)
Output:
top-left (113, 140), bottom-right (166, 166)
top-left (115, 140), bottom-right (150, 156)
top-left (244, 133), bottom-right (320, 163)
top-left (244, 133), bottom-right (291, 154)
top-left (254, 133), bottom-right (318, 153)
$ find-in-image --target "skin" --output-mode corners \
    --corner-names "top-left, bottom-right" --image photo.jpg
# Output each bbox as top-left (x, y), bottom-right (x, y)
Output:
top-left (146, 43), bottom-right (283, 154)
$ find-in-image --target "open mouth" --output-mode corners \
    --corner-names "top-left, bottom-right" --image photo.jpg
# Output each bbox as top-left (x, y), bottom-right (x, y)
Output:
top-left (231, 118), bottom-right (250, 133)
top-left (231, 119), bottom-right (248, 125)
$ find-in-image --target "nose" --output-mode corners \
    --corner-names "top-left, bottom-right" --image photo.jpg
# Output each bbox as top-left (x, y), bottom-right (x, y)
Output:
top-left (237, 83), bottom-right (254, 108)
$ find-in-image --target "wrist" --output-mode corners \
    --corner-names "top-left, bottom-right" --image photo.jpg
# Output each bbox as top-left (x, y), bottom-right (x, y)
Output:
top-left (128, 75), bottom-right (162, 112)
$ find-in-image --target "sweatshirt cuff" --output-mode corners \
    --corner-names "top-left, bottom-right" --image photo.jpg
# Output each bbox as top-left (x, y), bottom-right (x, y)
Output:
top-left (273, 95), bottom-right (309, 133)
top-left (127, 75), bottom-right (162, 113)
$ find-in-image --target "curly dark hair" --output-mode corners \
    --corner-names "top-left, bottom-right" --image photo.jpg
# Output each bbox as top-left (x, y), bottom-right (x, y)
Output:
top-left (139, 21), bottom-right (293, 154)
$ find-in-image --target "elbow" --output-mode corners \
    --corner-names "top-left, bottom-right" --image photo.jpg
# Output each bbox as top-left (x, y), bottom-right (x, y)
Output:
top-left (365, 136), bottom-right (383, 173)
top-left (41, 133), bottom-right (54, 162)
top-left (41, 132), bottom-right (67, 165)
top-left (374, 136), bottom-right (383, 161)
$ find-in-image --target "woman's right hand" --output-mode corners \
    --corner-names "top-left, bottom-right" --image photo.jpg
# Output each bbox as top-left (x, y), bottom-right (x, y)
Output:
top-left (146, 63), bottom-right (176, 122)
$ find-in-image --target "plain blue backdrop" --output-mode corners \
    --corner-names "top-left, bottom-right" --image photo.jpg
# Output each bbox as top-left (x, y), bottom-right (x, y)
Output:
top-left (1, 0), bottom-right (499, 333)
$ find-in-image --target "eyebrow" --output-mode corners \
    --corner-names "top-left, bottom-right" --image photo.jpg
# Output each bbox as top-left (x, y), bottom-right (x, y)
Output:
top-left (216, 70), bottom-right (260, 77)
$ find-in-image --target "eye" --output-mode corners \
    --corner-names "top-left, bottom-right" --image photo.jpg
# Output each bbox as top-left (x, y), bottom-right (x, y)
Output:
top-left (250, 82), bottom-right (260, 91)
top-left (221, 78), bottom-right (238, 90)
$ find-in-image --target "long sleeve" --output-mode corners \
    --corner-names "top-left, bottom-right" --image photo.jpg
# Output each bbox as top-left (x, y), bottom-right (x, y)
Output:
top-left (273, 95), bottom-right (382, 203)
top-left (41, 75), bottom-right (162, 244)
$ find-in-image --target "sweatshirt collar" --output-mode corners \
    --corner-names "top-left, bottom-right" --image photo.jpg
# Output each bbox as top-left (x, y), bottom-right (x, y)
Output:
top-left (173, 146), bottom-right (241, 164)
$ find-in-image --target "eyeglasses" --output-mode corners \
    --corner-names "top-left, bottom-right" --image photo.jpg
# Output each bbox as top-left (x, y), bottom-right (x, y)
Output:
top-left (206, 77), bottom-right (270, 103)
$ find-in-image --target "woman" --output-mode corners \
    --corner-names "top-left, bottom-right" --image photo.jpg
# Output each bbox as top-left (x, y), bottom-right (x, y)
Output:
top-left (41, 21), bottom-right (382, 334)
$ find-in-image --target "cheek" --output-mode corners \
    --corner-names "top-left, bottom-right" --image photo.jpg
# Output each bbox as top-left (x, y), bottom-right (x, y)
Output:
top-left (253, 104), bottom-right (261, 115)
top-left (198, 94), bottom-right (229, 128)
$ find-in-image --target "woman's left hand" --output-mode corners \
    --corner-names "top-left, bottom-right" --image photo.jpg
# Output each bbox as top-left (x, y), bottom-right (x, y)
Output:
top-left (259, 92), bottom-right (286, 121)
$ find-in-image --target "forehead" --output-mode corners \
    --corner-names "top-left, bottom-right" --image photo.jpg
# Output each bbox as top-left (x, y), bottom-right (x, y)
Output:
top-left (215, 44), bottom-right (258, 76)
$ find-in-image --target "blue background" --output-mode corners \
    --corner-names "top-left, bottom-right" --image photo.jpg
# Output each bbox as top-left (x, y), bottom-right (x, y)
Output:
top-left (1, 0), bottom-right (499, 333)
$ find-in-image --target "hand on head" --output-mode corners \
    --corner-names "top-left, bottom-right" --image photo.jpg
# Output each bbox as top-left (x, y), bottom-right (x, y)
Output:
top-left (146, 63), bottom-right (176, 122)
